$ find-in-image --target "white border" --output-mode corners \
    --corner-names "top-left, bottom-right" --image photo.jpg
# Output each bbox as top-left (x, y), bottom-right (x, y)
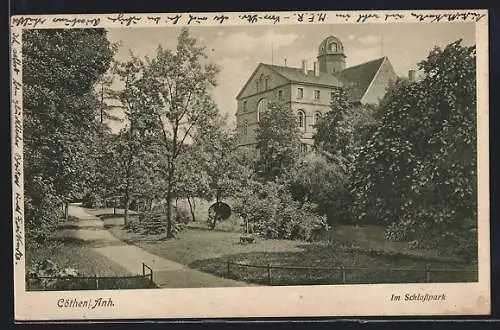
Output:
top-left (11, 9), bottom-right (490, 320)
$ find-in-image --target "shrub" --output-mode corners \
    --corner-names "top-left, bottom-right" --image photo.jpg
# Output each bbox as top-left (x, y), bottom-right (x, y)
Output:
top-left (82, 191), bottom-right (103, 208)
top-left (27, 259), bottom-right (80, 290)
top-left (234, 180), bottom-right (329, 241)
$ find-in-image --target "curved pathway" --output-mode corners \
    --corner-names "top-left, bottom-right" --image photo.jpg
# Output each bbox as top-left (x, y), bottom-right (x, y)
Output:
top-left (62, 203), bottom-right (252, 288)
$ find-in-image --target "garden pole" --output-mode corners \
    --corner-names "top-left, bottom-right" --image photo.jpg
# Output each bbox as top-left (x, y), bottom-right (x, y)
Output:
top-left (95, 275), bottom-right (99, 290)
top-left (340, 266), bottom-right (346, 284)
top-left (227, 260), bottom-right (230, 277)
top-left (267, 264), bottom-right (272, 285)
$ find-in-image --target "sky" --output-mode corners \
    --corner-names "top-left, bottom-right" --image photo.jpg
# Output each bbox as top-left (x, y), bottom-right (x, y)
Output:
top-left (105, 22), bottom-right (475, 131)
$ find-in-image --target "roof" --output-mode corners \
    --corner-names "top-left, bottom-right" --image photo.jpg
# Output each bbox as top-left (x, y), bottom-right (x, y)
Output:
top-left (262, 63), bottom-right (343, 87)
top-left (237, 57), bottom-right (390, 102)
top-left (335, 57), bottom-right (387, 101)
top-left (318, 35), bottom-right (345, 56)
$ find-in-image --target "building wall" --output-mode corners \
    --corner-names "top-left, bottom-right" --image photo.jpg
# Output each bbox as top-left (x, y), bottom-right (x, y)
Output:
top-left (289, 83), bottom-right (337, 144)
top-left (236, 89), bottom-right (292, 146)
top-left (361, 58), bottom-right (398, 105)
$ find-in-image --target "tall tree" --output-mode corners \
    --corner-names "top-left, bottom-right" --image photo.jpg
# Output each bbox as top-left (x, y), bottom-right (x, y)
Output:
top-left (255, 102), bottom-right (301, 181)
top-left (352, 40), bottom-right (477, 260)
top-left (119, 28), bottom-right (220, 238)
top-left (23, 29), bottom-right (114, 243)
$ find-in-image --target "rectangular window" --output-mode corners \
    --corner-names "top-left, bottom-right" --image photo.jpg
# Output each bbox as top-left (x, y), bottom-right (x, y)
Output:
top-left (314, 90), bottom-right (320, 99)
top-left (297, 88), bottom-right (304, 99)
top-left (243, 100), bottom-right (247, 111)
top-left (330, 91), bottom-right (335, 100)
top-left (278, 90), bottom-right (283, 100)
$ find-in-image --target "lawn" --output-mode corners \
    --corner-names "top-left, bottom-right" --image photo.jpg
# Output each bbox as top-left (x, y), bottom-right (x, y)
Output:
top-left (26, 240), bottom-right (132, 277)
top-left (108, 221), bottom-right (477, 285)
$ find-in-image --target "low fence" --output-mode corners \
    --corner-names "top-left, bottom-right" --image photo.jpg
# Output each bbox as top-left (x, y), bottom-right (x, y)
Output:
top-left (26, 263), bottom-right (156, 291)
top-left (225, 261), bottom-right (478, 285)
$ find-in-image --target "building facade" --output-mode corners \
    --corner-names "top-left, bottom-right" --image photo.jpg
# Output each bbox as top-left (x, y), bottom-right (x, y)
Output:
top-left (235, 35), bottom-right (399, 154)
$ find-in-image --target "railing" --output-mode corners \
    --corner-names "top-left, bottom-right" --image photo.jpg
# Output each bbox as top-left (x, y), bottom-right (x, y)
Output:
top-left (225, 260), bottom-right (478, 285)
top-left (142, 262), bottom-right (154, 285)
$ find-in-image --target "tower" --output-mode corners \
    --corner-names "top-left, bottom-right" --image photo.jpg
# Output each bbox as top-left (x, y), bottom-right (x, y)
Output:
top-left (317, 36), bottom-right (346, 74)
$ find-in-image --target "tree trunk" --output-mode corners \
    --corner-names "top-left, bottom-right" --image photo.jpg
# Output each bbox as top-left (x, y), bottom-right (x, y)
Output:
top-left (165, 165), bottom-right (175, 238)
top-left (64, 202), bottom-right (69, 220)
top-left (124, 194), bottom-right (130, 226)
top-left (187, 196), bottom-right (196, 222)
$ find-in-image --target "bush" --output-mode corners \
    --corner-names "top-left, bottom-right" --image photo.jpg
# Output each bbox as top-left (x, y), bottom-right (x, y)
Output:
top-left (82, 191), bottom-right (103, 208)
top-left (234, 180), bottom-right (329, 241)
top-left (27, 259), bottom-right (80, 290)
top-left (124, 207), bottom-right (186, 236)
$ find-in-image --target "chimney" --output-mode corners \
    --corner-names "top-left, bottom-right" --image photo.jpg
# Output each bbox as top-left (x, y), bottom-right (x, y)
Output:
top-left (408, 69), bottom-right (416, 82)
top-left (302, 60), bottom-right (308, 75)
top-left (313, 61), bottom-right (319, 77)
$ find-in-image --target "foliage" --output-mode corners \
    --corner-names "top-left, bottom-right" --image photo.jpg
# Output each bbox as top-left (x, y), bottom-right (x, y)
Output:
top-left (233, 180), bottom-right (329, 241)
top-left (283, 153), bottom-right (351, 224)
top-left (351, 40), bottom-right (477, 261)
top-left (311, 88), bottom-right (378, 224)
top-left (115, 28), bottom-right (220, 238)
top-left (255, 102), bottom-right (302, 181)
top-left (27, 259), bottom-right (80, 290)
top-left (23, 29), bottom-right (115, 244)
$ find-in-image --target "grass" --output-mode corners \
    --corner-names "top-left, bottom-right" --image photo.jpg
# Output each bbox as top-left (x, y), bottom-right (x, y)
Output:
top-left (26, 240), bottom-right (132, 277)
top-left (26, 276), bottom-right (156, 291)
top-left (109, 220), bottom-right (477, 285)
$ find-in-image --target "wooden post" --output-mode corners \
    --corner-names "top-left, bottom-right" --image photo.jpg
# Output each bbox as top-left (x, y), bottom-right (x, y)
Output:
top-left (113, 197), bottom-right (117, 215)
top-left (227, 260), bottom-right (230, 277)
top-left (95, 275), bottom-right (99, 289)
top-left (340, 266), bottom-right (346, 284)
top-left (150, 269), bottom-right (153, 285)
top-left (426, 264), bottom-right (431, 283)
top-left (267, 264), bottom-right (272, 285)
top-left (142, 263), bottom-right (145, 277)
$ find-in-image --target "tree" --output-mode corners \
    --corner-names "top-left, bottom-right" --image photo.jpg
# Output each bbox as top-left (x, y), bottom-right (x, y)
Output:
top-left (118, 28), bottom-right (220, 238)
top-left (312, 87), bottom-right (377, 224)
top-left (23, 29), bottom-right (114, 244)
top-left (283, 153), bottom-right (350, 224)
top-left (352, 40), bottom-right (477, 260)
top-left (255, 102), bottom-right (302, 181)
top-left (174, 146), bottom-right (210, 222)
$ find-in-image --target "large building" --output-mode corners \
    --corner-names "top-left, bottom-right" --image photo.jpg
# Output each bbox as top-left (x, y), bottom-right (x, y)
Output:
top-left (235, 35), bottom-right (401, 153)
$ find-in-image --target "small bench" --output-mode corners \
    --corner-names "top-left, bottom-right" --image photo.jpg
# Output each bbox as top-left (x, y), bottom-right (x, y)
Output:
top-left (240, 234), bottom-right (255, 244)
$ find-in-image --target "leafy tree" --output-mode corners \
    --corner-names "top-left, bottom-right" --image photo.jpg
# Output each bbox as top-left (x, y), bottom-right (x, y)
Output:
top-left (117, 28), bottom-right (220, 238)
top-left (283, 153), bottom-right (350, 224)
top-left (174, 146), bottom-right (210, 222)
top-left (23, 29), bottom-right (114, 244)
top-left (352, 40), bottom-right (477, 260)
top-left (312, 88), bottom-right (377, 224)
top-left (255, 102), bottom-right (301, 181)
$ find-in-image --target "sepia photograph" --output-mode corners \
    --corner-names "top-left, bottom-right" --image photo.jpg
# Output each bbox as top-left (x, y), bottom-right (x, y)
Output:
top-left (11, 10), bottom-right (490, 319)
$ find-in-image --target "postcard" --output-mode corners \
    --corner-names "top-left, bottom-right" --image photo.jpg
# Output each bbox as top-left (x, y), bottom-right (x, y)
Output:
top-left (11, 9), bottom-right (489, 321)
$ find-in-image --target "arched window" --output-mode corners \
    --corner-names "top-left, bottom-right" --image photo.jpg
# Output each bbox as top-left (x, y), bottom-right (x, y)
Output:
top-left (297, 110), bottom-right (306, 129)
top-left (257, 98), bottom-right (268, 122)
top-left (329, 42), bottom-right (338, 52)
top-left (313, 112), bottom-right (322, 126)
